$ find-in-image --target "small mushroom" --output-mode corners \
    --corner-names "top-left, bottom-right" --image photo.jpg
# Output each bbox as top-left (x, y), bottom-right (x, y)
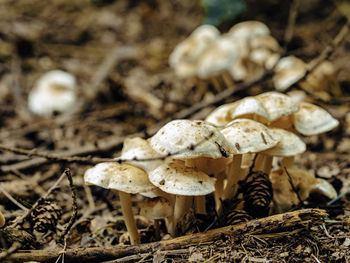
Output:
top-left (292, 102), bottom-right (339, 136)
top-left (149, 161), bottom-right (216, 236)
top-left (169, 25), bottom-right (220, 78)
top-left (270, 167), bottom-right (337, 212)
top-left (119, 137), bottom-right (164, 173)
top-left (221, 119), bottom-right (279, 200)
top-left (28, 70), bottom-right (77, 116)
top-left (259, 128), bottom-right (306, 174)
top-left (140, 197), bottom-right (173, 239)
top-left (205, 97), bottom-right (269, 127)
top-left (228, 21), bottom-right (270, 40)
top-left (84, 162), bottom-right (157, 244)
top-left (272, 56), bottom-right (307, 91)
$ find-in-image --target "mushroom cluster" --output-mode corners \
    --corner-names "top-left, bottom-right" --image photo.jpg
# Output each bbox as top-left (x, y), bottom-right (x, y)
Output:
top-left (84, 92), bottom-right (339, 243)
top-left (169, 22), bottom-right (336, 96)
top-left (169, 21), bottom-right (281, 89)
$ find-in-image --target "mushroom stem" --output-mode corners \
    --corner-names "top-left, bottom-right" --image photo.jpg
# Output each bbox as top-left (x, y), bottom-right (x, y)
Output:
top-left (210, 76), bottom-right (222, 92)
top-left (255, 154), bottom-right (273, 175)
top-left (214, 171), bottom-right (225, 212)
top-left (221, 70), bottom-right (234, 88)
top-left (173, 195), bottom-right (191, 236)
top-left (222, 154), bottom-right (242, 200)
top-left (194, 196), bottom-right (206, 214)
top-left (118, 191), bottom-right (140, 245)
top-left (0, 210), bottom-right (5, 228)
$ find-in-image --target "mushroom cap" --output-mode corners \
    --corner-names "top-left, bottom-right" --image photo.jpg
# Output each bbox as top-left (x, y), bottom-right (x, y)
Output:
top-left (303, 61), bottom-right (335, 91)
top-left (150, 120), bottom-right (233, 159)
top-left (120, 137), bottom-right (164, 172)
top-left (263, 128), bottom-right (306, 156)
top-left (228, 21), bottom-right (270, 40)
top-left (256, 91), bottom-right (299, 122)
top-left (270, 167), bottom-right (337, 212)
top-left (249, 35), bottom-right (280, 52)
top-left (28, 70), bottom-right (77, 116)
top-left (140, 197), bottom-right (173, 219)
top-left (197, 37), bottom-right (238, 79)
top-left (205, 97), bottom-right (269, 126)
top-left (169, 25), bottom-right (219, 78)
top-left (293, 102), bottom-right (339, 136)
top-left (221, 119), bottom-right (279, 154)
top-left (273, 56), bottom-right (307, 91)
top-left (84, 162), bottom-right (156, 194)
top-left (149, 161), bottom-right (216, 196)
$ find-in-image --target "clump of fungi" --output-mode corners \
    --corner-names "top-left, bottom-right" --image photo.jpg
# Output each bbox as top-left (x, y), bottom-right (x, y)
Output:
top-left (169, 21), bottom-right (336, 99)
top-left (83, 91), bottom-right (339, 243)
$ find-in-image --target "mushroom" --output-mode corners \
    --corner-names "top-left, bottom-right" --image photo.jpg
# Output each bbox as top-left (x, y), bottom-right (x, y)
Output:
top-left (270, 167), bottom-right (337, 212)
top-left (140, 197), bottom-right (173, 239)
top-left (272, 56), bottom-right (307, 91)
top-left (119, 137), bottom-right (164, 173)
top-left (205, 96), bottom-right (269, 127)
top-left (196, 36), bottom-right (238, 89)
top-left (292, 102), bottom-right (339, 136)
top-left (150, 119), bottom-right (232, 213)
top-left (149, 161), bottom-right (216, 236)
top-left (169, 24), bottom-right (220, 78)
top-left (259, 128), bottom-right (306, 174)
top-left (28, 70), bottom-right (77, 116)
top-left (228, 21), bottom-right (270, 40)
top-left (0, 209), bottom-right (5, 227)
top-left (84, 162), bottom-right (157, 244)
top-left (220, 119), bottom-right (279, 200)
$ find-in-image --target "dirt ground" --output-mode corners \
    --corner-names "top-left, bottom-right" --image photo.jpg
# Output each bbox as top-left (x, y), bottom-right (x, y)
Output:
top-left (0, 0), bottom-right (350, 262)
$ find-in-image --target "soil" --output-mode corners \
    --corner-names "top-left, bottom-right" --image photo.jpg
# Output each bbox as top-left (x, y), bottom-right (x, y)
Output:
top-left (0, 0), bottom-right (349, 262)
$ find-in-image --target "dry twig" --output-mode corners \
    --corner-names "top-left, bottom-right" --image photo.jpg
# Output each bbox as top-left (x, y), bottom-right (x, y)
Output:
top-left (4, 209), bottom-right (327, 263)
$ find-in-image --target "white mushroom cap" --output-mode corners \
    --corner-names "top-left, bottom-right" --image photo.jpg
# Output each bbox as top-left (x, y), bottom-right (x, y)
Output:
top-left (263, 128), bottom-right (306, 156)
top-left (197, 37), bottom-right (238, 79)
top-left (150, 120), bottom-right (233, 159)
top-left (228, 21), bottom-right (270, 40)
top-left (221, 119), bottom-right (279, 154)
top-left (120, 137), bottom-right (164, 172)
top-left (270, 167), bottom-right (337, 212)
top-left (140, 197), bottom-right (173, 219)
top-left (256, 91), bottom-right (299, 122)
top-left (28, 70), bottom-right (77, 116)
top-left (273, 56), bottom-right (307, 91)
top-left (293, 102), bottom-right (339, 136)
top-left (169, 25), bottom-right (220, 78)
top-left (205, 97), bottom-right (269, 126)
top-left (249, 35), bottom-right (280, 52)
top-left (149, 161), bottom-right (216, 196)
top-left (84, 162), bottom-right (156, 194)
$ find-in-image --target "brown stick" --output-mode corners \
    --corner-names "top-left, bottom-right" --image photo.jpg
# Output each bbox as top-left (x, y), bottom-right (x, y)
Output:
top-left (4, 209), bottom-right (327, 263)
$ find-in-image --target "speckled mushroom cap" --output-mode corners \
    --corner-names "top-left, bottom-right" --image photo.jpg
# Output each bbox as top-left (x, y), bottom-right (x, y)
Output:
top-left (221, 119), bottom-right (279, 154)
top-left (149, 161), bottom-right (216, 196)
top-left (263, 128), bottom-right (306, 157)
top-left (228, 21), bottom-right (270, 40)
top-left (272, 56), bottom-right (307, 91)
top-left (256, 91), bottom-right (299, 122)
top-left (169, 24), bottom-right (220, 78)
top-left (120, 137), bottom-right (164, 173)
top-left (292, 102), bottom-right (339, 136)
top-left (140, 197), bottom-right (173, 219)
top-left (84, 162), bottom-right (156, 194)
top-left (150, 120), bottom-right (233, 159)
top-left (205, 97), bottom-right (269, 126)
top-left (197, 37), bottom-right (238, 79)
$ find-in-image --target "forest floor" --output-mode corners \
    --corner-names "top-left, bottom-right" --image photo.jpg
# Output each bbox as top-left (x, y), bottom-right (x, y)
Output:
top-left (0, 0), bottom-right (350, 262)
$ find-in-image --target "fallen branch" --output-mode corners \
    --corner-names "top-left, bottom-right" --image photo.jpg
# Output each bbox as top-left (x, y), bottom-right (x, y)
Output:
top-left (4, 209), bottom-right (327, 263)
